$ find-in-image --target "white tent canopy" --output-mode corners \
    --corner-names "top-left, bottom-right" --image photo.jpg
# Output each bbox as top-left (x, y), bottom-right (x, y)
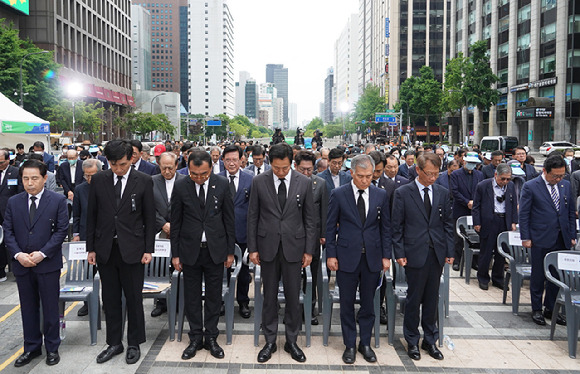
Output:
top-left (0, 92), bottom-right (51, 150)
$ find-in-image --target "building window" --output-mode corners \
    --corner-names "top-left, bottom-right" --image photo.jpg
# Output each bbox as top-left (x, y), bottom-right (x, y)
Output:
top-left (497, 68), bottom-right (508, 84)
top-left (498, 42), bottom-right (509, 58)
top-left (515, 91), bottom-right (529, 108)
top-left (516, 62), bottom-right (530, 80)
top-left (570, 15), bottom-right (580, 33)
top-left (540, 55), bottom-right (556, 74)
top-left (517, 33), bottom-right (530, 51)
top-left (567, 84), bottom-right (580, 101)
top-left (517, 4), bottom-right (531, 23)
top-left (568, 50), bottom-right (580, 67)
top-left (541, 0), bottom-right (557, 12)
top-left (498, 17), bottom-right (509, 33)
top-left (539, 86), bottom-right (555, 101)
top-left (540, 23), bottom-right (556, 43)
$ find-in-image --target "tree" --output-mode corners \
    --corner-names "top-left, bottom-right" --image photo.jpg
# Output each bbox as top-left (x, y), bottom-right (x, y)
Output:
top-left (353, 84), bottom-right (386, 130)
top-left (118, 112), bottom-right (174, 139)
top-left (442, 53), bottom-right (468, 144)
top-left (464, 40), bottom-right (499, 144)
top-left (0, 19), bottom-right (61, 119)
top-left (46, 101), bottom-right (105, 142)
top-left (304, 117), bottom-right (324, 137)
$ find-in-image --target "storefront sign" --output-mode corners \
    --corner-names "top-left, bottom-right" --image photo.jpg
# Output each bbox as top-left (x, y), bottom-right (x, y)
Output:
top-left (515, 107), bottom-right (554, 119)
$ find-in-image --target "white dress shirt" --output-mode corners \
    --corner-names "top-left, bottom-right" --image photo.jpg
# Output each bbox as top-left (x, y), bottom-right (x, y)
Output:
top-left (492, 178), bottom-right (507, 214)
top-left (227, 169), bottom-right (240, 192)
top-left (254, 165), bottom-right (262, 176)
top-left (133, 158), bottom-right (141, 171)
top-left (165, 174), bottom-right (176, 202)
top-left (273, 169), bottom-right (291, 197)
top-left (195, 179), bottom-right (209, 242)
top-left (15, 189), bottom-right (47, 259)
top-left (415, 178), bottom-right (433, 204)
top-left (351, 181), bottom-right (369, 217)
top-left (332, 173), bottom-right (340, 189)
top-left (113, 167), bottom-right (131, 198)
top-left (213, 161), bottom-right (221, 175)
top-left (70, 164), bottom-right (76, 184)
top-left (541, 173), bottom-right (559, 201)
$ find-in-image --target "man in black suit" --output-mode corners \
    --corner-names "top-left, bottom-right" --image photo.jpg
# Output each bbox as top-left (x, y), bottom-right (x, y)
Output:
top-left (87, 139), bottom-right (156, 365)
top-left (4, 160), bottom-right (69, 367)
top-left (56, 149), bottom-right (84, 200)
top-left (130, 139), bottom-right (159, 175)
top-left (435, 147), bottom-right (447, 172)
top-left (210, 146), bottom-right (225, 174)
top-left (33, 141), bottom-right (55, 172)
top-left (472, 163), bottom-right (518, 290)
top-left (218, 145), bottom-right (254, 319)
top-left (171, 150), bottom-right (235, 360)
top-left (0, 148), bottom-right (22, 281)
top-left (382, 155), bottom-right (410, 189)
top-left (513, 146), bottom-right (538, 181)
top-left (392, 153), bottom-right (454, 361)
top-left (248, 143), bottom-right (316, 363)
top-left (245, 145), bottom-right (270, 175)
top-left (72, 158), bottom-right (102, 317)
top-left (481, 150), bottom-right (504, 180)
top-left (294, 150), bottom-right (328, 326)
top-left (397, 151), bottom-right (415, 179)
top-left (150, 152), bottom-right (185, 317)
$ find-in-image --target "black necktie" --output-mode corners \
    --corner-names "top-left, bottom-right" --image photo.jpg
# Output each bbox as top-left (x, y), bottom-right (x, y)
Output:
top-left (115, 175), bottom-right (123, 206)
top-left (357, 189), bottom-right (366, 226)
top-left (257, 167), bottom-right (261, 175)
top-left (29, 196), bottom-right (37, 224)
top-left (372, 179), bottom-right (377, 186)
top-left (229, 175), bottom-right (236, 198)
top-left (278, 178), bottom-right (286, 209)
top-left (199, 183), bottom-right (206, 210)
top-left (423, 187), bottom-right (432, 217)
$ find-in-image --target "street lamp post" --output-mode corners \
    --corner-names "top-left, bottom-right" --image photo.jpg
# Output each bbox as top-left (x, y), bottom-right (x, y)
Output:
top-left (67, 82), bottom-right (83, 143)
top-left (448, 89), bottom-right (469, 145)
top-left (19, 50), bottom-right (50, 108)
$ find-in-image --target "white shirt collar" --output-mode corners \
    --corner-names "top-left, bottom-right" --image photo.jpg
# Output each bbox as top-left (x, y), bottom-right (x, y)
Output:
top-left (133, 158), bottom-right (141, 170)
top-left (29, 188), bottom-right (45, 201)
top-left (351, 180), bottom-right (368, 195)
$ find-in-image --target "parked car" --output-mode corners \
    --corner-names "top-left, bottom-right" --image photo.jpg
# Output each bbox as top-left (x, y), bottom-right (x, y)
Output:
top-left (539, 141), bottom-right (580, 156)
top-left (480, 136), bottom-right (519, 159)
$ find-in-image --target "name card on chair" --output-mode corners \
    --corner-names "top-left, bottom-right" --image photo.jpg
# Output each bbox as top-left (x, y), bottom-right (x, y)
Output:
top-left (68, 243), bottom-right (87, 260)
top-left (558, 253), bottom-right (580, 272)
top-left (153, 240), bottom-right (171, 258)
top-left (466, 216), bottom-right (473, 226)
top-left (508, 232), bottom-right (522, 247)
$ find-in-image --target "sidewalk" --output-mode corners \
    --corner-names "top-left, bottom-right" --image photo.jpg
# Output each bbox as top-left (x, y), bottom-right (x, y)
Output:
top-left (0, 268), bottom-right (577, 373)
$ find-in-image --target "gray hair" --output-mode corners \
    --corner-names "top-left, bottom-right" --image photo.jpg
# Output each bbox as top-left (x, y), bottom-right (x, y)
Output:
top-left (159, 151), bottom-right (178, 164)
top-left (364, 143), bottom-right (376, 152)
top-left (82, 158), bottom-right (102, 171)
top-left (496, 163), bottom-right (511, 176)
top-left (210, 146), bottom-right (221, 154)
top-left (351, 154), bottom-right (375, 171)
top-left (142, 143), bottom-right (151, 153)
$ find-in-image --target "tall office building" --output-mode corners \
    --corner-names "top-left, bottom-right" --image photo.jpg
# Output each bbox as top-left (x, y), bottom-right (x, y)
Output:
top-left (450, 0), bottom-right (580, 147)
top-left (289, 102), bottom-right (298, 129)
top-left (324, 67), bottom-right (335, 123)
top-left (188, 0), bottom-right (235, 117)
top-left (358, 0), bottom-right (373, 94)
top-left (235, 71), bottom-right (250, 116)
top-left (259, 82), bottom-right (277, 128)
top-left (131, 5), bottom-right (152, 91)
top-left (266, 64), bottom-right (289, 125)
top-left (335, 13), bottom-right (360, 116)
top-left (245, 78), bottom-right (258, 119)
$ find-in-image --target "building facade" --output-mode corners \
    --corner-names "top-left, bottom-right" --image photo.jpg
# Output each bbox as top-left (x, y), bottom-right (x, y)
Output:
top-left (188, 0), bottom-right (235, 117)
top-left (235, 71), bottom-right (250, 116)
top-left (335, 13), bottom-right (360, 117)
top-left (245, 78), bottom-right (258, 120)
top-left (451, 0), bottom-right (580, 147)
top-left (324, 67), bottom-right (335, 123)
top-left (131, 5), bottom-right (152, 91)
top-left (266, 63), bottom-right (289, 126)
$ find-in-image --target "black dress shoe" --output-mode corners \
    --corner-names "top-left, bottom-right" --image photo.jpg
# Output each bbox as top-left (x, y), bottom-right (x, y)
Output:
top-left (380, 306), bottom-right (388, 325)
top-left (126, 346), bottom-right (140, 365)
top-left (239, 303), bottom-right (251, 319)
top-left (357, 344), bottom-right (377, 363)
top-left (96, 344), bottom-right (124, 364)
top-left (452, 263), bottom-right (460, 271)
top-left (181, 340), bottom-right (203, 360)
top-left (14, 350), bottom-right (42, 367)
top-left (421, 341), bottom-right (444, 360)
top-left (46, 351), bottom-right (60, 366)
top-left (407, 344), bottom-right (421, 360)
top-left (284, 342), bottom-right (306, 362)
top-left (220, 304), bottom-right (225, 316)
top-left (311, 315), bottom-right (319, 325)
top-left (204, 337), bottom-right (225, 359)
top-left (342, 347), bottom-right (356, 364)
top-left (492, 282), bottom-right (508, 291)
top-left (77, 303), bottom-right (89, 317)
top-left (532, 310), bottom-right (546, 325)
top-left (479, 282), bottom-right (489, 290)
top-left (151, 305), bottom-right (167, 317)
top-left (257, 342), bottom-right (277, 363)
top-left (543, 309), bottom-right (566, 326)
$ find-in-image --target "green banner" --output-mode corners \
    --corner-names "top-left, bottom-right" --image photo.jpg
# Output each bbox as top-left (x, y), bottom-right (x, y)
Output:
top-left (2, 121), bottom-right (50, 134)
top-left (0, 0), bottom-right (29, 15)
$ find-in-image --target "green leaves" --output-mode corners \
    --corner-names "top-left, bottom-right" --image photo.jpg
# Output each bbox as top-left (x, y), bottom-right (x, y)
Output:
top-left (353, 84), bottom-right (386, 129)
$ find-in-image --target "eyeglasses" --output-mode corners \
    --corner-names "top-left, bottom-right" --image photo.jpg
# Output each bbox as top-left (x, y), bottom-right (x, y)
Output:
top-left (223, 158), bottom-right (239, 164)
top-left (548, 173), bottom-right (566, 180)
top-left (330, 160), bottom-right (343, 167)
top-left (419, 168), bottom-right (439, 178)
top-left (498, 177), bottom-right (512, 181)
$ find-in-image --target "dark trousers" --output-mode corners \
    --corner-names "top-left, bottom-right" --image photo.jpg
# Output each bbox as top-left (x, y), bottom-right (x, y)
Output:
top-left (183, 245), bottom-right (223, 342)
top-left (16, 270), bottom-right (60, 353)
top-left (477, 215), bottom-right (507, 285)
top-left (404, 248), bottom-right (443, 346)
top-left (0, 241), bottom-right (7, 277)
top-left (98, 240), bottom-right (146, 346)
top-left (303, 244), bottom-right (321, 310)
top-left (453, 231), bottom-right (463, 264)
top-left (236, 243), bottom-right (251, 305)
top-left (337, 253), bottom-right (378, 348)
top-left (261, 245), bottom-right (302, 344)
top-left (530, 233), bottom-right (566, 312)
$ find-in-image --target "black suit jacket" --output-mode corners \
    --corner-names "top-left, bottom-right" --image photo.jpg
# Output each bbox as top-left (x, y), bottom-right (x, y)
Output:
top-left (152, 173), bottom-right (185, 232)
top-left (0, 165), bottom-right (22, 223)
top-left (86, 168), bottom-right (156, 264)
top-left (481, 164), bottom-right (496, 180)
top-left (137, 160), bottom-right (160, 175)
top-left (72, 181), bottom-right (90, 240)
top-left (171, 174), bottom-right (235, 265)
top-left (391, 182), bottom-right (454, 268)
top-left (56, 160), bottom-right (84, 195)
top-left (472, 179), bottom-right (518, 238)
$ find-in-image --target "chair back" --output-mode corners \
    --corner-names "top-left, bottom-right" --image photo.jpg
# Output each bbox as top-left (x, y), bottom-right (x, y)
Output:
top-left (497, 231), bottom-right (531, 266)
top-left (145, 239), bottom-right (172, 282)
top-left (223, 244), bottom-right (243, 289)
top-left (456, 216), bottom-right (472, 237)
top-left (62, 241), bottom-right (96, 286)
top-left (544, 251), bottom-right (580, 292)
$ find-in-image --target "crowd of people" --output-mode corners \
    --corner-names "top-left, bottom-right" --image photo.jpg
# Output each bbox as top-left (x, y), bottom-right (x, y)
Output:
top-left (0, 136), bottom-right (576, 368)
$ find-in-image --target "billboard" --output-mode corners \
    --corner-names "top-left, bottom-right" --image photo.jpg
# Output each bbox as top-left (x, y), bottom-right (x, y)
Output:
top-left (1, 0), bottom-right (29, 15)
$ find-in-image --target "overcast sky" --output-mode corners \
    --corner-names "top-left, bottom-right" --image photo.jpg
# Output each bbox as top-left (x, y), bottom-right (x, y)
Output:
top-left (229, 0), bottom-right (359, 126)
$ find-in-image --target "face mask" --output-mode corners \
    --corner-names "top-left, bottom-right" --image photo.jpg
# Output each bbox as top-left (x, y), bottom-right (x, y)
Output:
top-left (68, 159), bottom-right (77, 166)
top-left (34, 151), bottom-right (43, 155)
top-left (566, 156), bottom-right (573, 161)
top-left (465, 163), bottom-right (477, 171)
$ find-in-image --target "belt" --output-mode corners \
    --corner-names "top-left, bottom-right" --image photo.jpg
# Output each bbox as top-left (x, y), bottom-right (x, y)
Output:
top-left (200, 242), bottom-right (208, 248)
top-left (494, 213), bottom-right (506, 218)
